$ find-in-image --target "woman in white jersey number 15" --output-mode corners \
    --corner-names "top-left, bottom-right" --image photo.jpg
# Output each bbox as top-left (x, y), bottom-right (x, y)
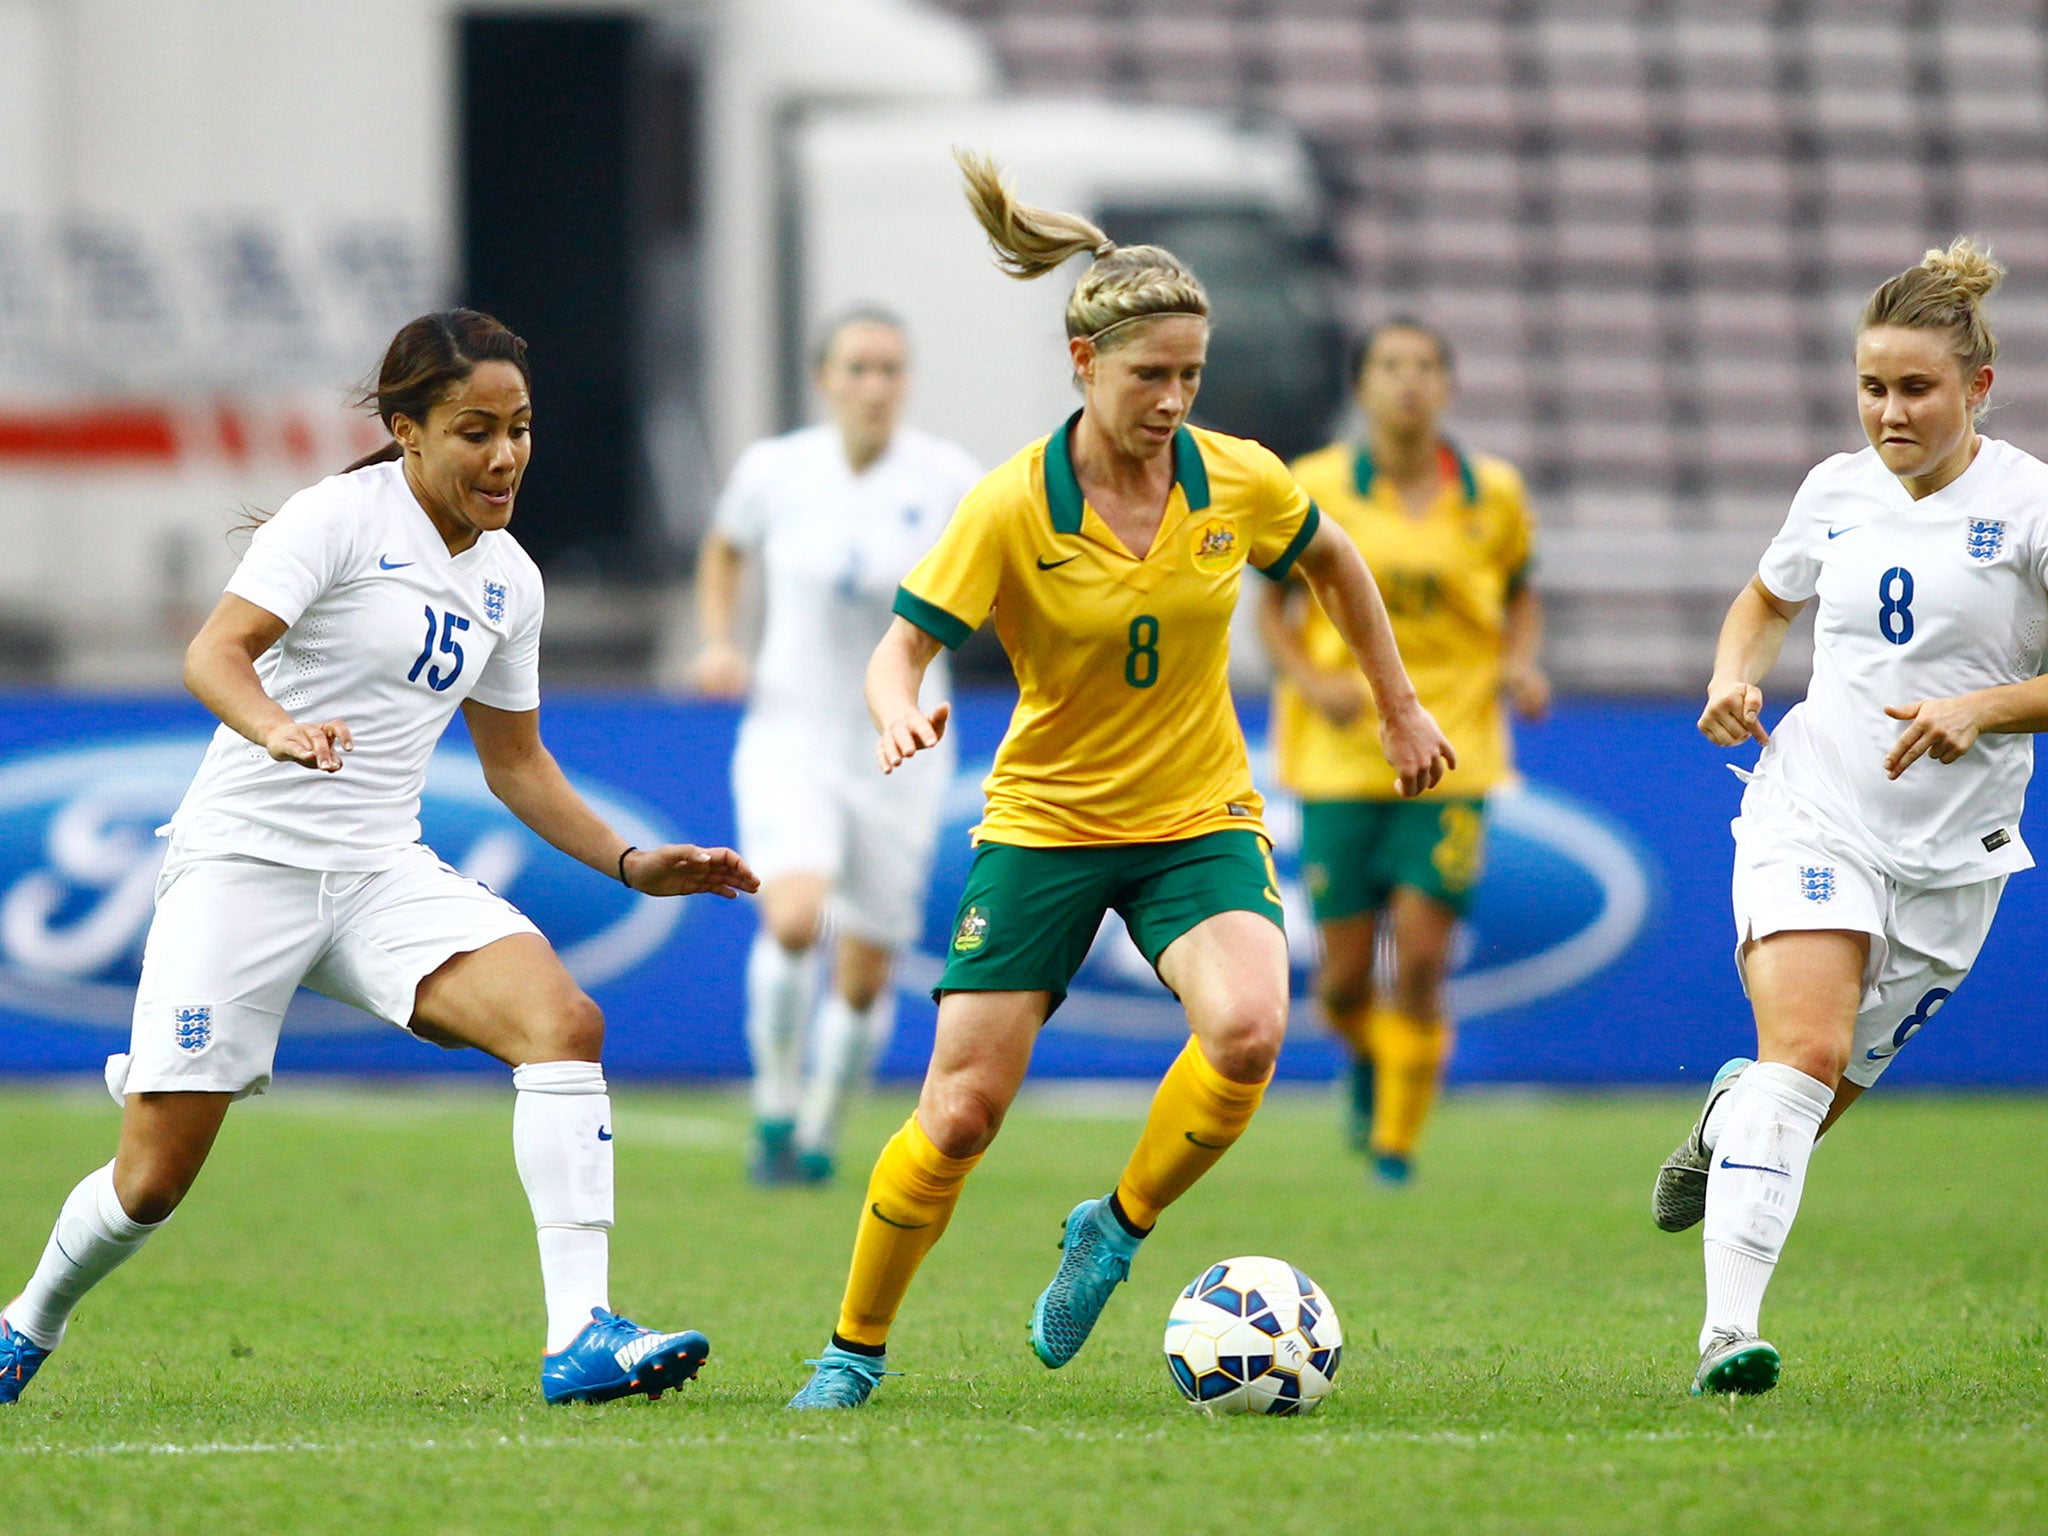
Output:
top-left (0, 310), bottom-right (758, 1410)
top-left (694, 309), bottom-right (979, 1186)
top-left (1654, 241), bottom-right (2048, 1397)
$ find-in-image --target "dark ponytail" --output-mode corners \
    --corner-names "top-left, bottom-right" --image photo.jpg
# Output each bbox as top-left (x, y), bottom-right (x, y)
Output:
top-left (344, 308), bottom-right (531, 472)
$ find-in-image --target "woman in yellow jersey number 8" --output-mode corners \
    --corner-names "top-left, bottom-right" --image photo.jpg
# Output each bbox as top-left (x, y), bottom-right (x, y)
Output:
top-left (1261, 320), bottom-right (1548, 1185)
top-left (787, 153), bottom-right (1453, 1409)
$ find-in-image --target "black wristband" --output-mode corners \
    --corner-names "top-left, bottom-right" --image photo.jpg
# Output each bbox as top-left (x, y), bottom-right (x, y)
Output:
top-left (616, 846), bottom-right (637, 886)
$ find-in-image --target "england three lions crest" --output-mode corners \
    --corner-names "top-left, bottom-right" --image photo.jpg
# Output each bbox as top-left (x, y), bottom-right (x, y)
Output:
top-left (1966, 518), bottom-right (2006, 563)
top-left (483, 580), bottom-right (508, 624)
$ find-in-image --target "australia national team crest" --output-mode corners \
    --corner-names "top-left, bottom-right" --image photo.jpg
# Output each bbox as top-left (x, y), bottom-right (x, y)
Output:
top-left (1798, 865), bottom-right (1836, 903)
top-left (173, 1005), bottom-right (213, 1053)
top-left (1966, 518), bottom-right (2006, 563)
top-left (1190, 517), bottom-right (1240, 574)
top-left (953, 905), bottom-right (989, 955)
top-left (482, 580), bottom-right (507, 624)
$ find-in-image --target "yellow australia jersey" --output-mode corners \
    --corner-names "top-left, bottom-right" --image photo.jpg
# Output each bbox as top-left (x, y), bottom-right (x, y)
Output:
top-left (1274, 440), bottom-right (1534, 801)
top-left (895, 413), bottom-right (1320, 847)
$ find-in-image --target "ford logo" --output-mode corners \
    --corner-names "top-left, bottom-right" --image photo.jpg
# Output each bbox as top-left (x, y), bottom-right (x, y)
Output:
top-left (900, 750), bottom-right (1652, 1039)
top-left (0, 737), bottom-right (678, 1033)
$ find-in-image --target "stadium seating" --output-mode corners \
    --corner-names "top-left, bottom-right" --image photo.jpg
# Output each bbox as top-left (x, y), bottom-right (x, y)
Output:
top-left (937, 0), bottom-right (2048, 686)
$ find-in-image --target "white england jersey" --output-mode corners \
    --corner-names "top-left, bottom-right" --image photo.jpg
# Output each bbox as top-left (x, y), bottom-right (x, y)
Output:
top-left (170, 458), bottom-right (545, 871)
top-left (1748, 438), bottom-right (2048, 888)
top-left (714, 424), bottom-right (979, 737)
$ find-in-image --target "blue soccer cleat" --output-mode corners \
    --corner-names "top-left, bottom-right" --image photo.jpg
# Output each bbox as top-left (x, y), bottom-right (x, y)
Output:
top-left (750, 1119), bottom-right (799, 1186)
top-left (0, 1313), bottom-right (52, 1405)
top-left (541, 1308), bottom-right (709, 1405)
top-left (786, 1344), bottom-right (892, 1410)
top-left (793, 1148), bottom-right (836, 1186)
top-left (1029, 1197), bottom-right (1142, 1369)
top-left (1372, 1152), bottom-right (1413, 1186)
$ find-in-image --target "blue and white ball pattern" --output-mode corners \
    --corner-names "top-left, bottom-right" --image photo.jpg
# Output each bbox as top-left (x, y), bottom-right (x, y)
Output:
top-left (1163, 1255), bottom-right (1343, 1414)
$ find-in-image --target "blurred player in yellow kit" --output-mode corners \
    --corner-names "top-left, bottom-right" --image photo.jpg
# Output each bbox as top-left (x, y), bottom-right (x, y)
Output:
top-left (1261, 320), bottom-right (1548, 1183)
top-left (786, 156), bottom-right (1453, 1409)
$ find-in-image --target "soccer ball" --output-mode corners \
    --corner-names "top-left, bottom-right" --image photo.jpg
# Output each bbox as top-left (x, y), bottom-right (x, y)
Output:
top-left (1163, 1255), bottom-right (1343, 1415)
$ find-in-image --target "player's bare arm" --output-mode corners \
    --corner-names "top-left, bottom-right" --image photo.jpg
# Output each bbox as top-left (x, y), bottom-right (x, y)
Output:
top-left (1291, 516), bottom-right (1454, 797)
top-left (1884, 671), bottom-right (2048, 778)
top-left (463, 700), bottom-right (757, 898)
top-left (865, 615), bottom-right (950, 773)
top-left (1699, 576), bottom-right (1803, 748)
top-left (1255, 578), bottom-right (1367, 725)
top-left (185, 591), bottom-right (354, 772)
top-left (1501, 581), bottom-right (1552, 720)
top-left (689, 531), bottom-right (752, 698)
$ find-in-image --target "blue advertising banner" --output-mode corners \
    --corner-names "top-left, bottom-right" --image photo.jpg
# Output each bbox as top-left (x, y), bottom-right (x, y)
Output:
top-left (0, 690), bottom-right (2043, 1086)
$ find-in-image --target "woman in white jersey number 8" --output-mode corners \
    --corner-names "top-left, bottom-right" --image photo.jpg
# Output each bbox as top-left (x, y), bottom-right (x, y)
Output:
top-left (1657, 241), bottom-right (2048, 1397)
top-left (0, 311), bottom-right (758, 1410)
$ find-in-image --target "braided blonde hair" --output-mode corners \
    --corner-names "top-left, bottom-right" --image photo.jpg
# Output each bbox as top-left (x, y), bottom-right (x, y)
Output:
top-left (955, 148), bottom-right (1209, 347)
top-left (1861, 237), bottom-right (2005, 381)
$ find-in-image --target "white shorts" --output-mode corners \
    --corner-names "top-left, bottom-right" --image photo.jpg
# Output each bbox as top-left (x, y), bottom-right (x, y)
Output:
top-left (114, 842), bottom-right (540, 1099)
top-left (1731, 797), bottom-right (2006, 1088)
top-left (731, 708), bottom-right (952, 948)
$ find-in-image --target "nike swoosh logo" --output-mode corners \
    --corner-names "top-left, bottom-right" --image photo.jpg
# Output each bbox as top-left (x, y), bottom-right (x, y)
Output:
top-left (870, 1202), bottom-right (931, 1230)
top-left (1717, 1156), bottom-right (1789, 1176)
top-left (1825, 526), bottom-right (1859, 540)
top-left (379, 556), bottom-right (414, 569)
top-left (1184, 1132), bottom-right (1231, 1150)
top-left (597, 1126), bottom-right (613, 1142)
top-left (1036, 554), bottom-right (1079, 570)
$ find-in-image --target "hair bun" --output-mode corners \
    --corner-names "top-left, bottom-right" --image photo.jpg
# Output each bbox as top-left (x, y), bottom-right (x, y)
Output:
top-left (1921, 237), bottom-right (2006, 304)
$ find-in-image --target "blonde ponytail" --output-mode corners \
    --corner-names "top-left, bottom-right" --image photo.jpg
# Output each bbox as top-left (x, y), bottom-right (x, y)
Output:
top-left (1860, 236), bottom-right (2005, 379)
top-left (954, 148), bottom-right (1210, 347)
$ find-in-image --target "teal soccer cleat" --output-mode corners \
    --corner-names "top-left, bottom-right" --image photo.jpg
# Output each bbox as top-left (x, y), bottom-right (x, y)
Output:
top-left (1029, 1197), bottom-right (1142, 1369)
top-left (0, 1314), bottom-right (51, 1405)
top-left (1692, 1327), bottom-right (1781, 1396)
top-left (1654, 1056), bottom-right (1753, 1232)
top-left (1343, 1058), bottom-right (1374, 1154)
top-left (541, 1308), bottom-right (709, 1404)
top-left (787, 1344), bottom-right (891, 1409)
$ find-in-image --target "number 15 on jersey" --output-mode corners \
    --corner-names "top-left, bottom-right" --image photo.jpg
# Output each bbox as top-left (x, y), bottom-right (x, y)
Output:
top-left (409, 605), bottom-right (469, 691)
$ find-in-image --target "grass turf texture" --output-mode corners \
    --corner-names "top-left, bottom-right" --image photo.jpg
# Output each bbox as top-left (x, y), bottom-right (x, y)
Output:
top-left (2, 1083), bottom-right (2045, 1535)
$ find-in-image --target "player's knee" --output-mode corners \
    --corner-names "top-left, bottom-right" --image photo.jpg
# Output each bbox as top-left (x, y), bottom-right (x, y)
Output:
top-left (766, 903), bottom-right (821, 953)
top-left (539, 990), bottom-right (606, 1063)
top-left (1201, 996), bottom-right (1287, 1081)
top-left (1317, 970), bottom-right (1370, 1020)
top-left (1390, 963), bottom-right (1447, 1019)
top-left (920, 1083), bottom-right (1004, 1158)
top-left (113, 1163), bottom-right (192, 1226)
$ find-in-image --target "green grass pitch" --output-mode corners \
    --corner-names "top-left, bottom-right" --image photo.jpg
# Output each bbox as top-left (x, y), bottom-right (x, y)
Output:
top-left (2, 1080), bottom-right (2045, 1534)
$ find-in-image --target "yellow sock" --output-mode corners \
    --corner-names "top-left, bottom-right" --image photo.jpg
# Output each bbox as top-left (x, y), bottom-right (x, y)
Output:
top-left (834, 1114), bottom-right (981, 1349)
top-left (1324, 997), bottom-right (1372, 1059)
top-left (1368, 1006), bottom-right (1453, 1158)
top-left (1114, 1038), bottom-right (1269, 1231)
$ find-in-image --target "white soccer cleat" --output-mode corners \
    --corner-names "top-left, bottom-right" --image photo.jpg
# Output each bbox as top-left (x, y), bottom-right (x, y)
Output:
top-left (1692, 1326), bottom-right (1780, 1396)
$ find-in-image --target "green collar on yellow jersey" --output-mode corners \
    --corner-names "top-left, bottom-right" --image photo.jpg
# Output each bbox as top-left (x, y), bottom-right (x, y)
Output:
top-left (1046, 411), bottom-right (1211, 535)
top-left (1353, 441), bottom-right (1478, 505)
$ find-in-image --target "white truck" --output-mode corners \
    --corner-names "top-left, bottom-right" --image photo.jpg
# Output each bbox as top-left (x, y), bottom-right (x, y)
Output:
top-left (0, 0), bottom-right (1337, 680)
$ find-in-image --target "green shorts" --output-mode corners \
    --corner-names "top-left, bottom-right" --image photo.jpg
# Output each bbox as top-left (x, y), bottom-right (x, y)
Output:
top-left (937, 830), bottom-right (1284, 1009)
top-left (1298, 798), bottom-right (1487, 922)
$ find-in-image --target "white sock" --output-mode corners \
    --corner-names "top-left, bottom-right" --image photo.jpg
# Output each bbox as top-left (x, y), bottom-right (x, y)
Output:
top-left (1699, 1062), bottom-right (1832, 1352)
top-left (745, 933), bottom-right (816, 1124)
top-left (796, 991), bottom-right (898, 1155)
top-left (512, 1061), bottom-right (614, 1354)
top-left (4, 1162), bottom-right (163, 1350)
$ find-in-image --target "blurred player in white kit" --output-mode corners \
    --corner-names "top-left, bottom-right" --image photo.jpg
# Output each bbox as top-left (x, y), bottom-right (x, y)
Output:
top-left (694, 309), bottom-right (979, 1184)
